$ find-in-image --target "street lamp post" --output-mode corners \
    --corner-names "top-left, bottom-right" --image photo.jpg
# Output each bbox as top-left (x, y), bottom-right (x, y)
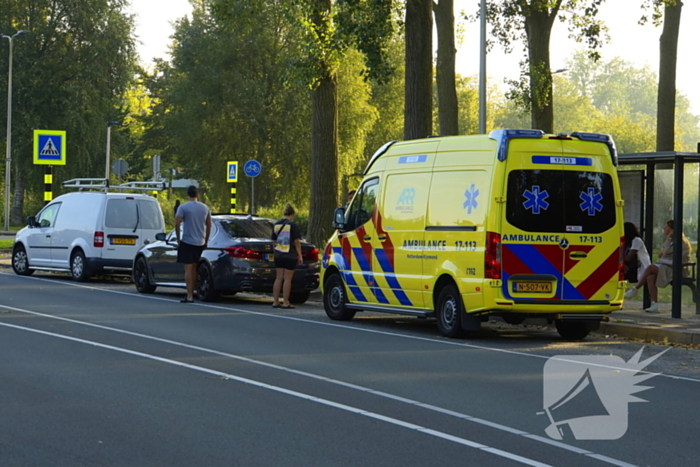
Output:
top-left (104, 121), bottom-right (120, 192)
top-left (1, 30), bottom-right (28, 232)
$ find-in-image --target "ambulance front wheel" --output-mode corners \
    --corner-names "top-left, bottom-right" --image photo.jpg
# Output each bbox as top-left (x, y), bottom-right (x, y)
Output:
top-left (436, 285), bottom-right (465, 338)
top-left (324, 274), bottom-right (356, 321)
top-left (555, 320), bottom-right (590, 341)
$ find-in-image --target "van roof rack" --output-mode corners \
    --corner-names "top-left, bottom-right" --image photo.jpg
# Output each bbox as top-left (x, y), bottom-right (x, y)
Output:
top-left (62, 178), bottom-right (166, 192)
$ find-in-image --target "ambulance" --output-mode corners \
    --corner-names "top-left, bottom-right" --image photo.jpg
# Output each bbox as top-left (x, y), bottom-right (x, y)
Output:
top-left (321, 129), bottom-right (625, 340)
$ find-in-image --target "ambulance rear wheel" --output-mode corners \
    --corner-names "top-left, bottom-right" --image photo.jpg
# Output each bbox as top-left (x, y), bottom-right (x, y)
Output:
top-left (436, 285), bottom-right (465, 338)
top-left (555, 321), bottom-right (590, 341)
top-left (324, 274), bottom-right (355, 321)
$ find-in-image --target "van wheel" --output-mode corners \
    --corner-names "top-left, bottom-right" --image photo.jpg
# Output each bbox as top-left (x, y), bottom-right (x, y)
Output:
top-left (555, 321), bottom-right (590, 341)
top-left (133, 256), bottom-right (157, 294)
top-left (289, 291), bottom-right (310, 305)
top-left (70, 250), bottom-right (91, 282)
top-left (12, 245), bottom-right (34, 276)
top-left (436, 285), bottom-right (465, 338)
top-left (196, 263), bottom-right (220, 302)
top-left (323, 274), bottom-right (355, 321)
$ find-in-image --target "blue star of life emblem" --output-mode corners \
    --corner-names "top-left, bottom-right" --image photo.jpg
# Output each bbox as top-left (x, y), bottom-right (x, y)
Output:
top-left (523, 185), bottom-right (549, 214)
top-left (463, 184), bottom-right (479, 214)
top-left (580, 188), bottom-right (603, 216)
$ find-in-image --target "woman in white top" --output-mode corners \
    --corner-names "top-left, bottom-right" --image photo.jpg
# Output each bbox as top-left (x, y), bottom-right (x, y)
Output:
top-left (623, 222), bottom-right (651, 282)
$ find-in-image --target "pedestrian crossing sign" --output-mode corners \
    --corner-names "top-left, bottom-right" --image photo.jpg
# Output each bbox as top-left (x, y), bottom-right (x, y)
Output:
top-left (227, 161), bottom-right (238, 183)
top-left (33, 130), bottom-right (67, 166)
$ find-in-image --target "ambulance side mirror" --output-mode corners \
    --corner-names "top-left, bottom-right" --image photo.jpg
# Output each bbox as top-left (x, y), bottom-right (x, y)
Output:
top-left (333, 208), bottom-right (346, 230)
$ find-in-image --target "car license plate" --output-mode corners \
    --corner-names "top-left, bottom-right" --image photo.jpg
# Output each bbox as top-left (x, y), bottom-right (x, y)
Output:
top-left (111, 238), bottom-right (136, 245)
top-left (513, 282), bottom-right (552, 293)
top-left (266, 253), bottom-right (274, 261)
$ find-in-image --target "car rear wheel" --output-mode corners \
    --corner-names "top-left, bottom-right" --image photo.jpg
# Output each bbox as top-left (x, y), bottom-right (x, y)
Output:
top-left (70, 249), bottom-right (91, 282)
top-left (289, 290), bottom-right (310, 305)
top-left (436, 284), bottom-right (465, 338)
top-left (196, 262), bottom-right (220, 302)
top-left (133, 256), bottom-right (157, 294)
top-left (555, 320), bottom-right (590, 341)
top-left (323, 274), bottom-right (355, 321)
top-left (12, 245), bottom-right (34, 276)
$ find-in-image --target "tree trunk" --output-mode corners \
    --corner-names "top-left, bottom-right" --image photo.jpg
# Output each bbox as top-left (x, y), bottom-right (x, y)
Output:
top-left (10, 166), bottom-right (25, 226)
top-left (434, 0), bottom-right (459, 136)
top-left (404, 0), bottom-right (433, 140)
top-left (307, 0), bottom-right (339, 247)
top-left (656, 1), bottom-right (683, 152)
top-left (525, 5), bottom-right (555, 133)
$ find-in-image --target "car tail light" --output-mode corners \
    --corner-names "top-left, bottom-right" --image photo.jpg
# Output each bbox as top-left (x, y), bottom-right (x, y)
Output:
top-left (485, 232), bottom-right (502, 279)
top-left (619, 236), bottom-right (625, 281)
top-left (225, 246), bottom-right (263, 260)
top-left (303, 248), bottom-right (319, 261)
top-left (94, 231), bottom-right (104, 248)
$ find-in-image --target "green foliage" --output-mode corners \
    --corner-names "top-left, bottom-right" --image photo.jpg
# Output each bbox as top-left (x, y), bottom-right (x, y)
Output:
top-left (255, 203), bottom-right (309, 238)
top-left (0, 0), bottom-right (138, 219)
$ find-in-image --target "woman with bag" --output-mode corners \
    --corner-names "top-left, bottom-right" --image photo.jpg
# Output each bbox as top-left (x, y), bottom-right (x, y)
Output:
top-left (271, 204), bottom-right (303, 309)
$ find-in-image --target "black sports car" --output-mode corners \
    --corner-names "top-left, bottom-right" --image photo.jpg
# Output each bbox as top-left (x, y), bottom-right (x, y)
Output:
top-left (132, 214), bottom-right (320, 303)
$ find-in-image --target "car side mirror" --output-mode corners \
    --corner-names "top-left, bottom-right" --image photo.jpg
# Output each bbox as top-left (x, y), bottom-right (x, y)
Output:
top-left (26, 216), bottom-right (36, 228)
top-left (155, 232), bottom-right (166, 241)
top-left (332, 208), bottom-right (346, 230)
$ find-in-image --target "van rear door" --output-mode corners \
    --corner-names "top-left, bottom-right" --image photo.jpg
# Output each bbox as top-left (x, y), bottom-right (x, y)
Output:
top-left (101, 196), bottom-right (142, 266)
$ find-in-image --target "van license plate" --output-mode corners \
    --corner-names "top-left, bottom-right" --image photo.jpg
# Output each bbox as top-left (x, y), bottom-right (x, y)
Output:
top-left (111, 238), bottom-right (136, 245)
top-left (513, 282), bottom-right (552, 293)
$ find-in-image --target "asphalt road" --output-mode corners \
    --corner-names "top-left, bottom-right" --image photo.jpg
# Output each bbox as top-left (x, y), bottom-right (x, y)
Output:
top-left (0, 270), bottom-right (698, 467)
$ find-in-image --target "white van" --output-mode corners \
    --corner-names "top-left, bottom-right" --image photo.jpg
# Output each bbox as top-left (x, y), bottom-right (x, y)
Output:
top-left (12, 180), bottom-right (165, 281)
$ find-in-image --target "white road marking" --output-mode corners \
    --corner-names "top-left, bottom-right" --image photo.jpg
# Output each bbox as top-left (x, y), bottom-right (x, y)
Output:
top-left (0, 320), bottom-right (553, 467)
top-left (0, 302), bottom-right (638, 467)
top-left (7, 272), bottom-right (697, 383)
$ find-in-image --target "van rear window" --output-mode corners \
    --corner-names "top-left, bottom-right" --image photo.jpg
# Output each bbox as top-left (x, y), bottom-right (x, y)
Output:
top-left (506, 170), bottom-right (615, 233)
top-left (105, 199), bottom-right (138, 229)
top-left (137, 200), bottom-right (164, 230)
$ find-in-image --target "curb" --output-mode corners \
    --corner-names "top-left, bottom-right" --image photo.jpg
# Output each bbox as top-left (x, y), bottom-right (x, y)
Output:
top-left (596, 321), bottom-right (700, 345)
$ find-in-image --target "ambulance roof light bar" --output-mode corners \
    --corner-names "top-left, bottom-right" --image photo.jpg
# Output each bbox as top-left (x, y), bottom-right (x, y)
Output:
top-left (570, 132), bottom-right (618, 166)
top-left (488, 129), bottom-right (545, 161)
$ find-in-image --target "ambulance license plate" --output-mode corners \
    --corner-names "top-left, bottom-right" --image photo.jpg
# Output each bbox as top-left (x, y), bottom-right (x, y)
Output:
top-left (111, 238), bottom-right (136, 245)
top-left (513, 282), bottom-right (552, 293)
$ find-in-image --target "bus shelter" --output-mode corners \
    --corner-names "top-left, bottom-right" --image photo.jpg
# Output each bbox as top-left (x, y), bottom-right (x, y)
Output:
top-left (617, 150), bottom-right (700, 318)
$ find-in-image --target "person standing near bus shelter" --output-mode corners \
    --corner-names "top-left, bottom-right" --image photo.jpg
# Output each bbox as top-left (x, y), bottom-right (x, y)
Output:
top-left (175, 185), bottom-right (212, 303)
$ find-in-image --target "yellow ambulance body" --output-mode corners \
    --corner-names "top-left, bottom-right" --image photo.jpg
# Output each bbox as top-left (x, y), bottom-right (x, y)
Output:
top-left (322, 130), bottom-right (626, 340)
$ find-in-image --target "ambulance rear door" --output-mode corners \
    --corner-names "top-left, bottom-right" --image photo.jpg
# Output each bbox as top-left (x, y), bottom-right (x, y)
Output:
top-left (558, 140), bottom-right (621, 303)
top-left (501, 139), bottom-right (568, 302)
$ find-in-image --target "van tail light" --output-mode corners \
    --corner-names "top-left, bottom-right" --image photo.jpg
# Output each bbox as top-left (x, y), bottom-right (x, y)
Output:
top-left (303, 248), bottom-right (319, 261)
top-left (94, 231), bottom-right (104, 248)
top-left (619, 236), bottom-right (625, 281)
top-left (485, 232), bottom-right (502, 279)
top-left (224, 246), bottom-right (263, 260)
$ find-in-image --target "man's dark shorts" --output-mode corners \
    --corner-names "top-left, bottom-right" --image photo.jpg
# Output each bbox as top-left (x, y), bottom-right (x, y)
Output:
top-left (177, 241), bottom-right (205, 264)
top-left (274, 257), bottom-right (297, 271)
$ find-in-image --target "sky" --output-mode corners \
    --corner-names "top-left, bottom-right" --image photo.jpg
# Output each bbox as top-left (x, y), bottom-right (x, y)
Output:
top-left (129, 0), bottom-right (700, 115)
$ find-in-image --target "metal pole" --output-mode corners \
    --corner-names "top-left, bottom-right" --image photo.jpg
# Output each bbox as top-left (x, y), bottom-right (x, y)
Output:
top-left (105, 125), bottom-right (111, 187)
top-left (671, 156), bottom-right (684, 318)
top-left (251, 177), bottom-right (255, 215)
top-left (478, 1), bottom-right (487, 134)
top-left (3, 36), bottom-right (14, 231)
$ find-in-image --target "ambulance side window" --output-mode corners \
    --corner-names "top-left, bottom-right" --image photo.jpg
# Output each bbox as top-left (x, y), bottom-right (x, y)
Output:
top-left (346, 178), bottom-right (379, 231)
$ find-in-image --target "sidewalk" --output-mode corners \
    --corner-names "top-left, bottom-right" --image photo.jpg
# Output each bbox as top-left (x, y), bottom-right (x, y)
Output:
top-left (599, 299), bottom-right (700, 345)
